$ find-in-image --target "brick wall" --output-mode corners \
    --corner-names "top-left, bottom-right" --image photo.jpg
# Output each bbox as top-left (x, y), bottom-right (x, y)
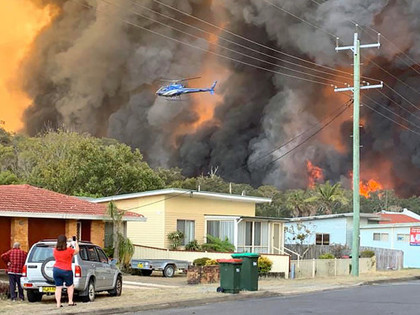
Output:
top-left (65, 220), bottom-right (78, 239)
top-left (91, 221), bottom-right (105, 247)
top-left (10, 218), bottom-right (28, 252)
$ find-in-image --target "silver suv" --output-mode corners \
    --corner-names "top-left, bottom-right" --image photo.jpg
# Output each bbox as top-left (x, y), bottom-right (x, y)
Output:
top-left (21, 240), bottom-right (122, 303)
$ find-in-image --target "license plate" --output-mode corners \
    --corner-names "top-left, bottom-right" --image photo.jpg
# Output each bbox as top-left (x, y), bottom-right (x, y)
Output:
top-left (137, 263), bottom-right (143, 268)
top-left (42, 287), bottom-right (56, 293)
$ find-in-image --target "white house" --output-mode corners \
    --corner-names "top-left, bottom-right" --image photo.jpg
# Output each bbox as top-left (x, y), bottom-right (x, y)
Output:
top-left (285, 213), bottom-right (381, 247)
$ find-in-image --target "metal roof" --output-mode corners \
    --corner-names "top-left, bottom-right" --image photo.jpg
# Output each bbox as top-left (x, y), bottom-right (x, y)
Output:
top-left (90, 188), bottom-right (272, 204)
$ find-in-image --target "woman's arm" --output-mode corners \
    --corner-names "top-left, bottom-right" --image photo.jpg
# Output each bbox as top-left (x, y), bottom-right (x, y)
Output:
top-left (73, 241), bottom-right (80, 255)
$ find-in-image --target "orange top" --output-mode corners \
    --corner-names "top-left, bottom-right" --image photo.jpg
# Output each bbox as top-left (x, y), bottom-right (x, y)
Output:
top-left (53, 247), bottom-right (75, 271)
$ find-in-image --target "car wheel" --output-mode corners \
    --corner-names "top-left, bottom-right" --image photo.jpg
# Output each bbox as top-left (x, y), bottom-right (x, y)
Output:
top-left (141, 270), bottom-right (153, 276)
top-left (27, 290), bottom-right (43, 302)
top-left (108, 275), bottom-right (122, 296)
top-left (163, 265), bottom-right (175, 278)
top-left (81, 279), bottom-right (96, 302)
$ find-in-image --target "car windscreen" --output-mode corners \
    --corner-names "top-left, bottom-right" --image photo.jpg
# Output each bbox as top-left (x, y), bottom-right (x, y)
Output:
top-left (28, 245), bottom-right (76, 263)
top-left (28, 245), bottom-right (54, 263)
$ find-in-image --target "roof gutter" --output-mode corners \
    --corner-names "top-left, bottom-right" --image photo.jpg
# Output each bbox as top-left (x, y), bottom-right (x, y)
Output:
top-left (0, 211), bottom-right (146, 222)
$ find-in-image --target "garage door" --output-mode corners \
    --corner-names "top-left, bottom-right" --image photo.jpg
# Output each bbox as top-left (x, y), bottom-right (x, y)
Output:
top-left (0, 217), bottom-right (11, 269)
top-left (28, 218), bottom-right (65, 248)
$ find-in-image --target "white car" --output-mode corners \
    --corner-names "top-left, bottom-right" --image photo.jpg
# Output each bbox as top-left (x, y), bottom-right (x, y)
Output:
top-left (21, 240), bottom-right (122, 302)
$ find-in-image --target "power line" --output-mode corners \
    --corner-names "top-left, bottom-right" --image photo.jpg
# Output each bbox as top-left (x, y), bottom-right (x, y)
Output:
top-left (105, 0), bottom-right (347, 86)
top-left (384, 83), bottom-right (420, 112)
top-left (151, 0), bottom-right (370, 80)
top-left (363, 93), bottom-right (420, 130)
top-left (78, 0), bottom-right (333, 86)
top-left (363, 102), bottom-right (420, 137)
top-left (243, 99), bottom-right (353, 170)
top-left (261, 99), bottom-right (352, 168)
top-left (263, 0), bottom-right (338, 39)
top-left (375, 89), bottom-right (420, 123)
top-left (126, 0), bottom-right (354, 84)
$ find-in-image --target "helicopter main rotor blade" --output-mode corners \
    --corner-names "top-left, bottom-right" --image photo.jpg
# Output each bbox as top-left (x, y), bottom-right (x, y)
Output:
top-left (159, 76), bottom-right (201, 83)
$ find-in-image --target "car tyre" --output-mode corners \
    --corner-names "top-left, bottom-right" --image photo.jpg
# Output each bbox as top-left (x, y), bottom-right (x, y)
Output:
top-left (81, 279), bottom-right (96, 302)
top-left (27, 290), bottom-right (43, 302)
top-left (108, 274), bottom-right (122, 296)
top-left (163, 265), bottom-right (175, 278)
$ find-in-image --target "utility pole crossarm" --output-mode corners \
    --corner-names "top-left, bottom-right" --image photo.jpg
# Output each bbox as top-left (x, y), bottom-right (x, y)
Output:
top-left (334, 82), bottom-right (383, 92)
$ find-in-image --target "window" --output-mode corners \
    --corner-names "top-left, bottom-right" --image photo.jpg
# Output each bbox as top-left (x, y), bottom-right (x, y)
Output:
top-left (79, 246), bottom-right (88, 261)
top-left (373, 233), bottom-right (389, 241)
top-left (207, 220), bottom-right (234, 243)
top-left (397, 234), bottom-right (409, 242)
top-left (177, 220), bottom-right (195, 245)
top-left (96, 248), bottom-right (109, 263)
top-left (316, 233), bottom-right (330, 245)
top-left (86, 246), bottom-right (99, 262)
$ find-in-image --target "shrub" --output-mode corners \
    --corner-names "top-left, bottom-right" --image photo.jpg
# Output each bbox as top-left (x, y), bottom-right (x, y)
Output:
top-left (204, 259), bottom-right (219, 266)
top-left (319, 253), bottom-right (335, 259)
top-left (258, 256), bottom-right (273, 274)
top-left (185, 240), bottom-right (201, 251)
top-left (193, 257), bottom-right (211, 266)
top-left (360, 250), bottom-right (375, 258)
top-left (167, 230), bottom-right (184, 250)
top-left (201, 235), bottom-right (235, 252)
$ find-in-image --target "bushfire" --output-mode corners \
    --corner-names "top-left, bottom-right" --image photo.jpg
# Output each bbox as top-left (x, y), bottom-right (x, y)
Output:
top-left (306, 160), bottom-right (324, 189)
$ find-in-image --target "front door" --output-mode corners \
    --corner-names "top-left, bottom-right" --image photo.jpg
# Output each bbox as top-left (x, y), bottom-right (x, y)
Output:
top-left (272, 223), bottom-right (281, 254)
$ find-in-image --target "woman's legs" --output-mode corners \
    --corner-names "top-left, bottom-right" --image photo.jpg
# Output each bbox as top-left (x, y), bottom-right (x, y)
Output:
top-left (55, 286), bottom-right (62, 307)
top-left (67, 284), bottom-right (75, 305)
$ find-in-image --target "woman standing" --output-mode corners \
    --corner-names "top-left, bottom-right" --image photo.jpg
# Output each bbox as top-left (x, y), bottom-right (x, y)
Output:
top-left (53, 235), bottom-right (79, 308)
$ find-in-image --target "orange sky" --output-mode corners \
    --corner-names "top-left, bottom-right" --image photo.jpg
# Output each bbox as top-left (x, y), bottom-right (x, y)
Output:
top-left (0, 0), bottom-right (52, 131)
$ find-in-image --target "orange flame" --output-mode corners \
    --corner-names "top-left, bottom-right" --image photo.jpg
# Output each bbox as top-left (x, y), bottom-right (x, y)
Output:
top-left (359, 179), bottom-right (384, 198)
top-left (306, 160), bottom-right (324, 188)
top-left (349, 171), bottom-right (384, 198)
top-left (0, 0), bottom-right (54, 132)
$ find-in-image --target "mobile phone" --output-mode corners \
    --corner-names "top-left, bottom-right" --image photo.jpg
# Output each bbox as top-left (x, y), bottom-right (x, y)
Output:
top-left (72, 236), bottom-right (77, 241)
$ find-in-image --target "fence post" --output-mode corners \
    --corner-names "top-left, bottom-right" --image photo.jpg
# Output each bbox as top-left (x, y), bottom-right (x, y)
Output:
top-left (312, 258), bottom-right (316, 278)
top-left (334, 258), bottom-right (337, 276)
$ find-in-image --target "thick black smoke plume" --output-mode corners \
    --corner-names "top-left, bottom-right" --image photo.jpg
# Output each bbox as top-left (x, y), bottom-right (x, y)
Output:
top-left (20, 0), bottom-right (420, 197)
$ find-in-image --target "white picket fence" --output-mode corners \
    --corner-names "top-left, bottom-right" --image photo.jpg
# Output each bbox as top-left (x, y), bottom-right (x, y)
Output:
top-left (133, 244), bottom-right (290, 278)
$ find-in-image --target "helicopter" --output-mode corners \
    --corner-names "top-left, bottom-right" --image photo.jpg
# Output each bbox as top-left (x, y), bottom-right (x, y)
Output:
top-left (155, 77), bottom-right (217, 98)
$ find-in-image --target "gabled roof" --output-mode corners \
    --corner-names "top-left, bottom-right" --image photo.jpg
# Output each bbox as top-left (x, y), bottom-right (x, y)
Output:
top-left (287, 212), bottom-right (381, 222)
top-left (0, 185), bottom-right (144, 221)
top-left (90, 188), bottom-right (272, 204)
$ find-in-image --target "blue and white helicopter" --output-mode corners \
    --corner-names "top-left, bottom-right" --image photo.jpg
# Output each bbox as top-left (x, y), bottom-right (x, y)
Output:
top-left (156, 77), bottom-right (217, 98)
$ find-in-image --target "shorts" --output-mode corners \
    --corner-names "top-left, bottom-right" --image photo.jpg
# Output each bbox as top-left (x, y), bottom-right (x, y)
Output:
top-left (53, 267), bottom-right (74, 287)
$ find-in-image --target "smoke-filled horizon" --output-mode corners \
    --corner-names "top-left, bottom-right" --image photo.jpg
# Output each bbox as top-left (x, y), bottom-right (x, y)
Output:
top-left (17, 0), bottom-right (420, 197)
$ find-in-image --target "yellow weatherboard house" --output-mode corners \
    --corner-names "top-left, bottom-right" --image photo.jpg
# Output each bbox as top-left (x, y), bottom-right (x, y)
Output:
top-left (92, 188), bottom-right (285, 254)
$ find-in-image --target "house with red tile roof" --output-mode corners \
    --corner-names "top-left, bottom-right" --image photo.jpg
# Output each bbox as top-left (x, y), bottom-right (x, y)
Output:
top-left (0, 185), bottom-right (144, 269)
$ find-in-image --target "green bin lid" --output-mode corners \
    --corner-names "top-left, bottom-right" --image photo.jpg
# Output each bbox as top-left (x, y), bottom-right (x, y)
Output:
top-left (231, 253), bottom-right (260, 258)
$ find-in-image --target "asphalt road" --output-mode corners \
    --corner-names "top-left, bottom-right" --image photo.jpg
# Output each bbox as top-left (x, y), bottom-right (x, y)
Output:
top-left (135, 280), bottom-right (420, 315)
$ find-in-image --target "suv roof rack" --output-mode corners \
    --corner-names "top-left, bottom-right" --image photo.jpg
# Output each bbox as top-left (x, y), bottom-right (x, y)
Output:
top-left (38, 239), bottom-right (93, 244)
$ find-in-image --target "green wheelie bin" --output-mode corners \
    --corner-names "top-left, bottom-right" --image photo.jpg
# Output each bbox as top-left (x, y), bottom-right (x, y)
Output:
top-left (231, 253), bottom-right (260, 291)
top-left (217, 259), bottom-right (242, 293)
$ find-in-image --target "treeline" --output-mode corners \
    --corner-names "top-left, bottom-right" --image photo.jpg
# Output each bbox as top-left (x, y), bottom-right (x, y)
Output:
top-left (1, 127), bottom-right (420, 217)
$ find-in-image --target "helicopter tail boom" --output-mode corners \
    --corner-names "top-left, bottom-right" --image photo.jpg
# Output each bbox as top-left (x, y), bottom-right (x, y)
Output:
top-left (210, 81), bottom-right (217, 95)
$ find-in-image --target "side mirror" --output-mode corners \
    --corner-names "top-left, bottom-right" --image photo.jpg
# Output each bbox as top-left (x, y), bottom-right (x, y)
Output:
top-left (109, 259), bottom-right (118, 266)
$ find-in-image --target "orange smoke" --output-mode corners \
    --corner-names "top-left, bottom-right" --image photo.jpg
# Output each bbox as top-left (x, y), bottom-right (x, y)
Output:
top-left (0, 0), bottom-right (53, 131)
top-left (170, 22), bottom-right (230, 144)
top-left (307, 160), bottom-right (324, 188)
